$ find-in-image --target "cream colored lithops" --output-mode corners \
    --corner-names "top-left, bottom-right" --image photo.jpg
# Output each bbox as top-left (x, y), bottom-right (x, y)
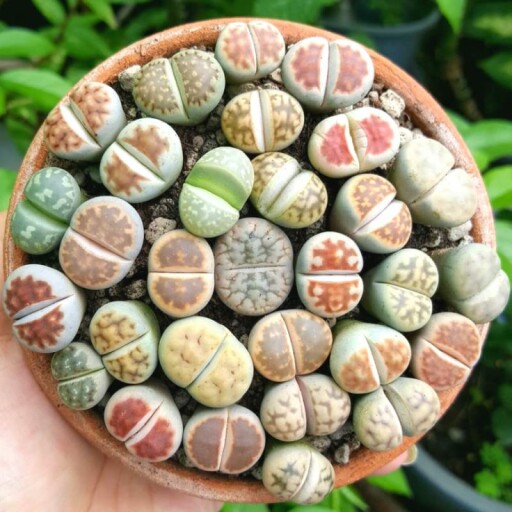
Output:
top-left (100, 118), bottom-right (183, 203)
top-left (44, 81), bottom-right (126, 161)
top-left (330, 173), bottom-right (412, 253)
top-left (184, 405), bottom-right (265, 474)
top-left (281, 37), bottom-right (374, 112)
top-left (132, 50), bottom-right (225, 125)
top-left (214, 218), bottom-right (294, 316)
top-left (296, 232), bottom-right (363, 318)
top-left (59, 196), bottom-right (144, 290)
top-left (221, 90), bottom-right (304, 153)
top-left (2, 264), bottom-right (86, 353)
top-left (159, 317), bottom-right (253, 407)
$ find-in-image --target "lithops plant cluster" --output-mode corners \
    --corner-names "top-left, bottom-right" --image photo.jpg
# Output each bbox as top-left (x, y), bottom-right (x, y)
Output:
top-left (3, 18), bottom-right (511, 506)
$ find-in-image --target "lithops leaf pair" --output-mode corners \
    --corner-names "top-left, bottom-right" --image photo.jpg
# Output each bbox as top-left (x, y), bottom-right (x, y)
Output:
top-left (2, 264), bottom-right (86, 353)
top-left (10, 167), bottom-right (82, 254)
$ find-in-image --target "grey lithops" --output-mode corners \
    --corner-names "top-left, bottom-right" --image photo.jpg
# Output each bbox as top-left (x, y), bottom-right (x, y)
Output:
top-left (296, 232), bottom-right (363, 318)
top-left (214, 217), bottom-right (294, 316)
top-left (250, 152), bottom-right (327, 229)
top-left (100, 118), bottom-right (183, 203)
top-left (362, 249), bottom-right (439, 331)
top-left (389, 137), bottom-right (478, 227)
top-left (2, 264), bottom-right (86, 353)
top-left (184, 405), bottom-right (265, 474)
top-left (44, 81), bottom-right (126, 161)
top-left (51, 342), bottom-right (113, 409)
top-left (132, 50), bottom-right (225, 125)
top-left (159, 317), bottom-right (253, 407)
top-left (330, 173), bottom-right (412, 253)
top-left (10, 167), bottom-right (82, 254)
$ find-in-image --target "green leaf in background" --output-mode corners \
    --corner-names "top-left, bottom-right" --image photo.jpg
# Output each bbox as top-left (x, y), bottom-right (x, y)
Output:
top-left (6, 117), bottom-right (38, 154)
top-left (483, 166), bottom-right (512, 210)
top-left (0, 28), bottom-right (55, 58)
top-left (492, 408), bottom-right (512, 446)
top-left (288, 507), bottom-right (333, 512)
top-left (32, 0), bottom-right (66, 25)
top-left (252, 0), bottom-right (338, 25)
top-left (108, 0), bottom-right (151, 3)
top-left (465, 2), bottom-right (512, 44)
top-left (495, 219), bottom-right (512, 282)
top-left (481, 52), bottom-right (512, 91)
top-left (84, 0), bottom-right (117, 28)
top-left (0, 168), bottom-right (17, 211)
top-left (0, 87), bottom-right (5, 116)
top-left (446, 109), bottom-right (471, 135)
top-left (366, 469), bottom-right (412, 497)
top-left (434, 0), bottom-right (466, 34)
top-left (339, 486), bottom-right (368, 510)
top-left (220, 504), bottom-right (269, 512)
top-left (463, 120), bottom-right (512, 164)
top-left (63, 16), bottom-right (112, 60)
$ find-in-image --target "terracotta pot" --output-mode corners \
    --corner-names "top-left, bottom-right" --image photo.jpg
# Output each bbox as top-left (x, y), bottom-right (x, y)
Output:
top-left (3, 17), bottom-right (494, 503)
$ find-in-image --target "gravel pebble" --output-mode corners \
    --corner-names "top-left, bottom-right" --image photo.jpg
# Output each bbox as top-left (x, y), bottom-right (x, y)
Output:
top-left (380, 89), bottom-right (406, 118)
top-left (145, 217), bottom-right (177, 244)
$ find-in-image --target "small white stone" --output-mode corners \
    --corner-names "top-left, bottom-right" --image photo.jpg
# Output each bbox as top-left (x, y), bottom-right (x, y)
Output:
top-left (145, 217), bottom-right (177, 244)
top-left (447, 220), bottom-right (473, 242)
top-left (399, 127), bottom-right (414, 146)
top-left (118, 65), bottom-right (142, 92)
top-left (380, 89), bottom-right (406, 118)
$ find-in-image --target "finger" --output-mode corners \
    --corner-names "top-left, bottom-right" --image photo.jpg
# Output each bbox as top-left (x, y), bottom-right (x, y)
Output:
top-left (370, 445), bottom-right (417, 475)
top-left (0, 210), bottom-right (13, 343)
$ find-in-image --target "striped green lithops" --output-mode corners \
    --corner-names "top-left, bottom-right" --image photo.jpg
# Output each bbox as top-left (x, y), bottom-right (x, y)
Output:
top-left (179, 147), bottom-right (253, 237)
top-left (10, 167), bottom-right (82, 254)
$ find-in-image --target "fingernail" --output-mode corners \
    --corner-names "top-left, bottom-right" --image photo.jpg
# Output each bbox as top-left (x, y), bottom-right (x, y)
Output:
top-left (403, 445), bottom-right (418, 466)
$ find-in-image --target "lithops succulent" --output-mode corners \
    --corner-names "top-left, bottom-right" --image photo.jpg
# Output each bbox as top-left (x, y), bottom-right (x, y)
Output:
top-left (432, 243), bottom-right (510, 323)
top-left (410, 312), bottom-right (482, 391)
top-left (329, 320), bottom-right (411, 394)
top-left (179, 147), bottom-right (253, 237)
top-left (51, 342), bottom-right (113, 409)
top-left (330, 173), bottom-right (412, 253)
top-left (281, 37), bottom-right (374, 112)
top-left (362, 249), bottom-right (439, 332)
top-left (148, 230), bottom-right (214, 318)
top-left (159, 317), bottom-right (253, 407)
top-left (389, 137), bottom-right (478, 227)
top-left (184, 405), bottom-right (265, 474)
top-left (262, 443), bottom-right (335, 504)
top-left (10, 167), bottom-right (82, 254)
top-left (353, 376), bottom-right (440, 451)
top-left (104, 381), bottom-right (183, 462)
top-left (59, 196), bottom-right (144, 290)
top-left (132, 50), bottom-right (225, 125)
top-left (2, 264), bottom-right (86, 353)
top-left (221, 90), bottom-right (304, 153)
top-left (90, 301), bottom-right (159, 384)
top-left (215, 20), bottom-right (285, 83)
top-left (248, 309), bottom-right (332, 382)
top-left (296, 232), bottom-right (363, 318)
top-left (44, 81), bottom-right (126, 161)
top-left (100, 118), bottom-right (183, 203)
top-left (214, 217), bottom-right (294, 316)
top-left (250, 152), bottom-right (328, 229)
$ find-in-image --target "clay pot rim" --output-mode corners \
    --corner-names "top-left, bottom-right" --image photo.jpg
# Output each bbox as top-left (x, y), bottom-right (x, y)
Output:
top-left (3, 17), bottom-right (494, 503)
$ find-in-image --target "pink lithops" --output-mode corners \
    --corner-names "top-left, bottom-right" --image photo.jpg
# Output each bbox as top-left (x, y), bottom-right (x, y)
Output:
top-left (59, 196), bottom-right (144, 290)
top-left (330, 173), bottom-right (412, 253)
top-left (2, 264), bottom-right (86, 353)
top-left (295, 232), bottom-right (363, 318)
top-left (410, 312), bottom-right (482, 391)
top-left (215, 21), bottom-right (285, 83)
top-left (44, 81), bottom-right (126, 161)
top-left (148, 230), bottom-right (214, 318)
top-left (248, 309), bottom-right (332, 382)
top-left (281, 37), bottom-right (374, 112)
top-left (184, 405), bottom-right (265, 474)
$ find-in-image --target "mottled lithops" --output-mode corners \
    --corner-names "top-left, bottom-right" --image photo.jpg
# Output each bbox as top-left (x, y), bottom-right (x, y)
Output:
top-left (159, 317), bottom-right (253, 407)
top-left (281, 37), bottom-right (374, 112)
top-left (353, 377), bottom-right (440, 451)
top-left (296, 232), bottom-right (363, 318)
top-left (10, 167), bottom-right (82, 254)
top-left (51, 342), bottom-right (113, 409)
top-left (410, 312), bottom-right (482, 390)
top-left (44, 81), bottom-right (126, 161)
top-left (330, 320), bottom-right (411, 394)
top-left (148, 230), bottom-right (214, 318)
top-left (308, 108), bottom-right (400, 177)
top-left (215, 20), bottom-right (285, 83)
top-left (214, 218), bottom-right (294, 316)
top-left (432, 243), bottom-right (510, 323)
top-left (59, 196), bottom-right (144, 290)
top-left (2, 264), bottom-right (86, 353)
top-left (248, 309), bottom-right (332, 382)
top-left (221, 90), bottom-right (304, 153)
top-left (250, 152), bottom-right (327, 229)
top-left (132, 50), bottom-right (225, 125)
top-left (184, 405), bottom-right (265, 474)
top-left (362, 249), bottom-right (439, 332)
top-left (262, 443), bottom-right (335, 505)
top-left (330, 173), bottom-right (412, 253)
top-left (389, 137), bottom-right (478, 227)
top-left (100, 118), bottom-right (183, 203)
top-left (104, 382), bottom-right (183, 462)
top-left (179, 147), bottom-right (253, 237)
